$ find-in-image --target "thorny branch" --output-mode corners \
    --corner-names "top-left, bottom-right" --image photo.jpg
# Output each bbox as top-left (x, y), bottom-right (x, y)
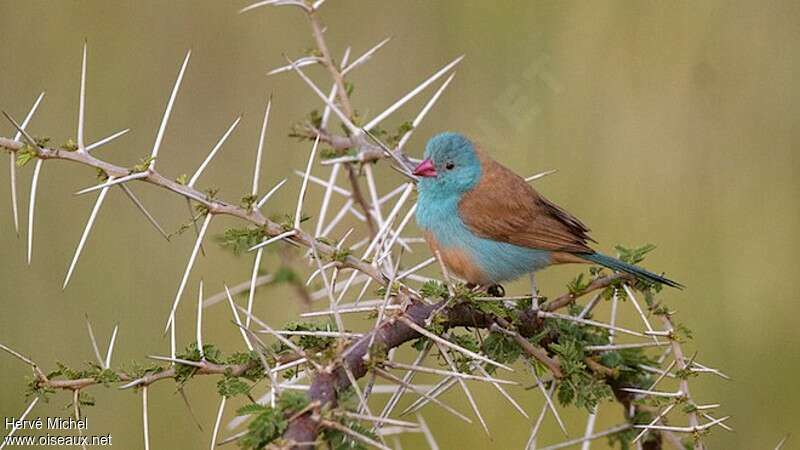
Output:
top-left (0, 2), bottom-right (729, 450)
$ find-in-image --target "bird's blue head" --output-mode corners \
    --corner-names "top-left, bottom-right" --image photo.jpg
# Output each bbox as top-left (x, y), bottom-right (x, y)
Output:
top-left (414, 132), bottom-right (481, 198)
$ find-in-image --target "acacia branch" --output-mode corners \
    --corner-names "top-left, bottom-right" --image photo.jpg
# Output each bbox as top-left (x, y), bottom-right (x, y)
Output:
top-left (282, 274), bottom-right (626, 448)
top-left (0, 135), bottom-right (385, 286)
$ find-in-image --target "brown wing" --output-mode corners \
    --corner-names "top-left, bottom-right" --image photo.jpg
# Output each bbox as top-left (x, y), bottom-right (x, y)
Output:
top-left (459, 148), bottom-right (595, 253)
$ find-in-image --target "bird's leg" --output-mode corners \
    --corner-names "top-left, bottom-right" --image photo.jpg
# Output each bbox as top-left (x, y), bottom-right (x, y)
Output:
top-left (487, 284), bottom-right (505, 298)
top-left (467, 283), bottom-right (505, 297)
top-left (529, 272), bottom-right (540, 311)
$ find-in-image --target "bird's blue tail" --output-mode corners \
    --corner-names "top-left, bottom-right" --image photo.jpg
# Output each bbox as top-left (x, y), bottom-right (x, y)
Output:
top-left (580, 253), bottom-right (682, 289)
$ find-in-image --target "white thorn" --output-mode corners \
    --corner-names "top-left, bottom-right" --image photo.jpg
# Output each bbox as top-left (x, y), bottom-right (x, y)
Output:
top-left (399, 317), bottom-right (513, 372)
top-left (26, 160), bottom-right (43, 265)
top-left (245, 249), bottom-right (263, 329)
top-left (165, 213), bottom-right (213, 333)
top-left (0, 397), bottom-right (39, 449)
top-left (63, 179), bottom-right (113, 289)
top-left (342, 37), bottom-right (392, 76)
top-left (252, 97), bottom-right (272, 197)
top-left (363, 55), bottom-right (464, 132)
top-left (104, 324), bottom-right (118, 369)
top-left (84, 315), bottom-right (104, 366)
top-left (294, 135), bottom-right (320, 229)
top-left (210, 396), bottom-right (226, 449)
top-left (77, 42), bottom-right (88, 151)
top-left (150, 50), bottom-right (191, 169)
top-left (74, 171), bottom-right (147, 196)
top-left (188, 116), bottom-right (241, 188)
top-left (85, 128), bottom-right (130, 153)
top-left (256, 178), bottom-right (287, 209)
top-left (315, 163), bottom-right (340, 237)
top-left (224, 285), bottom-right (254, 351)
top-left (581, 408), bottom-right (598, 450)
top-left (119, 184), bottom-right (170, 240)
top-left (196, 280), bottom-right (204, 359)
top-left (289, 58), bottom-right (359, 134)
top-left (396, 73), bottom-right (455, 151)
top-left (142, 386), bottom-right (150, 450)
top-left (10, 92), bottom-right (46, 235)
top-left (248, 230), bottom-right (295, 252)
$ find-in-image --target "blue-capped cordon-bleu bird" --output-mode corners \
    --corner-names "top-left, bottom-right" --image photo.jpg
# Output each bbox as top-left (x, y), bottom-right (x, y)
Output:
top-left (412, 132), bottom-right (681, 291)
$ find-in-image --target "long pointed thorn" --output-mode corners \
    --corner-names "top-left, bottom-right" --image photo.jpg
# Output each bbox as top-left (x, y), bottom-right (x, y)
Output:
top-left (538, 424), bottom-right (633, 450)
top-left (252, 97), bottom-right (272, 196)
top-left (3, 111), bottom-right (40, 149)
top-left (245, 249), bottom-right (264, 329)
top-left (267, 57), bottom-right (320, 76)
top-left (632, 403), bottom-right (676, 444)
top-left (119, 184), bottom-right (170, 240)
top-left (84, 315), bottom-right (104, 366)
top-left (9, 152), bottom-right (18, 235)
top-left (248, 230), bottom-right (295, 252)
top-left (581, 409), bottom-right (598, 450)
top-left (398, 376), bottom-right (458, 417)
top-left (378, 343), bottom-right (432, 425)
top-left (210, 396), bottom-right (226, 449)
top-left (188, 116), bottom-right (241, 188)
top-left (537, 310), bottom-right (645, 337)
top-left (9, 92), bottom-right (46, 236)
top-left (342, 37), bottom-right (392, 76)
top-left (0, 397), bottom-right (39, 449)
top-left (239, 0), bottom-right (285, 14)
top-left (295, 135), bottom-right (320, 229)
top-left (374, 368), bottom-right (472, 424)
top-left (142, 386), bottom-right (150, 450)
top-left (27, 160), bottom-right (43, 265)
top-left (363, 55), bottom-right (464, 131)
top-left (320, 48), bottom-right (349, 127)
top-left (203, 274), bottom-right (274, 309)
top-left (196, 280), bottom-right (204, 358)
top-left (256, 178), bottom-right (287, 208)
top-left (288, 57), bottom-right (359, 134)
top-left (315, 163), bottom-right (340, 238)
top-left (474, 364), bottom-right (529, 419)
top-left (321, 420), bottom-right (393, 450)
top-left (0, 342), bottom-right (37, 367)
top-left (165, 213), bottom-right (213, 333)
top-left (13, 93), bottom-right (46, 143)
top-left (385, 362), bottom-right (516, 385)
top-left (525, 383), bottom-right (555, 449)
top-left (531, 368), bottom-right (567, 436)
top-left (77, 42), bottom-right (88, 151)
top-left (292, 170), bottom-right (352, 197)
top-left (396, 73), bottom-right (456, 151)
top-left (435, 344), bottom-right (490, 437)
top-left (63, 180), bottom-right (113, 289)
top-left (399, 317), bottom-right (513, 372)
top-left (74, 172), bottom-right (147, 196)
top-left (224, 285), bottom-right (254, 351)
top-left (104, 324), bottom-right (119, 369)
top-left (85, 128), bottom-right (130, 152)
top-left (150, 50), bottom-right (191, 169)
top-left (362, 183), bottom-right (415, 259)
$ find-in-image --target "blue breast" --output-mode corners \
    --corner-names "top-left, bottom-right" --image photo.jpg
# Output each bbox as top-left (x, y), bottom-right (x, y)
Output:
top-left (416, 193), bottom-right (552, 284)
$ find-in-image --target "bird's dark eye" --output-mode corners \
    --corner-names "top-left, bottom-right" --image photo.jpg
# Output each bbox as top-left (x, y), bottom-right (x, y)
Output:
top-left (445, 162), bottom-right (455, 170)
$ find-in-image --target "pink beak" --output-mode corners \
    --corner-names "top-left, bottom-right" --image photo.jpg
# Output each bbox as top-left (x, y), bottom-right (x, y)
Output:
top-left (413, 159), bottom-right (437, 178)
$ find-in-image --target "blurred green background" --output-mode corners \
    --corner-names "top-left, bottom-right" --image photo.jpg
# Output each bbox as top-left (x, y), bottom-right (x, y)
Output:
top-left (1, 1), bottom-right (798, 448)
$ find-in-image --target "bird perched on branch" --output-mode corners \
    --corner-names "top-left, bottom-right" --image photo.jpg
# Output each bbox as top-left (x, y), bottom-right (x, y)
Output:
top-left (413, 132), bottom-right (681, 292)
